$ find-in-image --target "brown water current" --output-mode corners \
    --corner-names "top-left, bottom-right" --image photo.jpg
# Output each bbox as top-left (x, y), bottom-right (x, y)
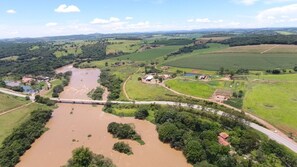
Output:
top-left (17, 65), bottom-right (190, 167)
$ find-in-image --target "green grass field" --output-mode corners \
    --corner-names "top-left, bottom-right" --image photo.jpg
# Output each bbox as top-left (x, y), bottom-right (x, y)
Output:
top-left (106, 39), bottom-right (142, 54)
top-left (165, 79), bottom-right (216, 98)
top-left (243, 82), bottom-right (297, 135)
top-left (125, 74), bottom-right (179, 101)
top-left (117, 45), bottom-right (181, 61)
top-left (0, 93), bottom-right (28, 113)
top-left (44, 79), bottom-right (63, 97)
top-left (0, 103), bottom-right (51, 144)
top-left (165, 53), bottom-right (297, 70)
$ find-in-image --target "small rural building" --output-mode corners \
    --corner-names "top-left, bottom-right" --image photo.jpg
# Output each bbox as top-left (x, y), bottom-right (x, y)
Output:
top-left (22, 76), bottom-right (35, 84)
top-left (212, 89), bottom-right (232, 103)
top-left (145, 75), bottom-right (154, 81)
top-left (199, 75), bottom-right (208, 80)
top-left (4, 81), bottom-right (21, 87)
top-left (218, 132), bottom-right (230, 146)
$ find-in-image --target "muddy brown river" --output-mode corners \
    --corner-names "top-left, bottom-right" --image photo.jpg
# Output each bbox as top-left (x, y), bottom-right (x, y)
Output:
top-left (17, 65), bottom-right (190, 167)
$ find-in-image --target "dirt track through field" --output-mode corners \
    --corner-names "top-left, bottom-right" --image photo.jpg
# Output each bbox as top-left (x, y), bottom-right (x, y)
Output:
top-left (261, 45), bottom-right (279, 54)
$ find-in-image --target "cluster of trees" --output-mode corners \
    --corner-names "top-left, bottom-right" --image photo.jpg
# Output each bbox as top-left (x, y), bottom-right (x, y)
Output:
top-left (154, 107), bottom-right (297, 166)
top-left (52, 71), bottom-right (72, 97)
top-left (35, 95), bottom-right (55, 106)
top-left (152, 39), bottom-right (194, 46)
top-left (107, 122), bottom-right (143, 144)
top-left (80, 41), bottom-right (107, 60)
top-left (222, 35), bottom-right (297, 46)
top-left (218, 67), bottom-right (250, 76)
top-left (0, 109), bottom-right (53, 167)
top-left (89, 87), bottom-right (104, 100)
top-left (113, 142), bottom-right (133, 155)
top-left (168, 44), bottom-right (209, 56)
top-left (65, 147), bottom-right (115, 167)
top-left (134, 108), bottom-right (149, 120)
top-left (100, 70), bottom-right (123, 100)
top-left (144, 66), bottom-right (161, 74)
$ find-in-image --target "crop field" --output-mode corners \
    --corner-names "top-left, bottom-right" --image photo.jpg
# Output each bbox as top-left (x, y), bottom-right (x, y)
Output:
top-left (117, 45), bottom-right (181, 61)
top-left (106, 39), bottom-right (142, 54)
top-left (125, 74), bottom-right (179, 101)
top-left (213, 44), bottom-right (297, 54)
top-left (165, 44), bottom-right (297, 70)
top-left (0, 103), bottom-right (51, 144)
top-left (165, 53), bottom-right (297, 70)
top-left (243, 82), bottom-right (297, 135)
top-left (0, 93), bottom-right (28, 113)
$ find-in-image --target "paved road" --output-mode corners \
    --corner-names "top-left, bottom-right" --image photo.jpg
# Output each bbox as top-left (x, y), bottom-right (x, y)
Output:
top-left (1, 89), bottom-right (297, 153)
top-left (0, 88), bottom-right (35, 101)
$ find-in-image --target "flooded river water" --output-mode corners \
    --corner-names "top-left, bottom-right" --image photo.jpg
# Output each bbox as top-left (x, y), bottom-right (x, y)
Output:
top-left (17, 65), bottom-right (190, 167)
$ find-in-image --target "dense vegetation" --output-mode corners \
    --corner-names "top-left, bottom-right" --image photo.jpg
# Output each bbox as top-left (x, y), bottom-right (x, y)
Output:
top-left (154, 106), bottom-right (297, 166)
top-left (80, 41), bottom-right (107, 60)
top-left (222, 35), bottom-right (297, 46)
top-left (152, 39), bottom-right (194, 46)
top-left (167, 44), bottom-right (209, 57)
top-left (100, 70), bottom-right (123, 100)
top-left (65, 147), bottom-right (115, 167)
top-left (113, 142), bottom-right (133, 155)
top-left (0, 109), bottom-right (52, 167)
top-left (0, 42), bottom-right (74, 77)
top-left (88, 87), bottom-right (104, 100)
top-left (52, 71), bottom-right (72, 97)
top-left (107, 122), bottom-right (144, 144)
top-left (35, 95), bottom-right (55, 106)
top-left (134, 108), bottom-right (149, 120)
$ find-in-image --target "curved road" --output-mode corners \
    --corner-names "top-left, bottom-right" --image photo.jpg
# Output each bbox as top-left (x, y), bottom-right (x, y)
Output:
top-left (1, 88), bottom-right (297, 153)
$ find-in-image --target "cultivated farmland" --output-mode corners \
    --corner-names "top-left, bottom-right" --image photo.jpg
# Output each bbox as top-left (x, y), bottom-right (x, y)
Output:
top-left (106, 39), bottom-right (142, 54)
top-left (165, 44), bottom-right (297, 70)
top-left (117, 45), bottom-right (181, 61)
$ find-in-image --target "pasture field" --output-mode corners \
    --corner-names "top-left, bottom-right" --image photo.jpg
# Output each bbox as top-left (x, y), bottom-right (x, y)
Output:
top-left (0, 103), bottom-right (51, 144)
top-left (53, 41), bottom-right (97, 58)
top-left (125, 74), bottom-right (179, 101)
top-left (165, 79), bottom-right (216, 98)
top-left (165, 53), bottom-right (297, 70)
top-left (165, 78), bottom-right (245, 99)
top-left (243, 82), bottom-right (297, 135)
top-left (0, 93), bottom-right (28, 113)
top-left (117, 45), bottom-right (181, 61)
top-left (106, 39), bottom-right (142, 54)
top-left (249, 73), bottom-right (297, 81)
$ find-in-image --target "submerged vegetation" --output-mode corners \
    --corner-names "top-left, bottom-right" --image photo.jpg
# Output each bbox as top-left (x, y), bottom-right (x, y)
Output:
top-left (113, 142), bottom-right (133, 155)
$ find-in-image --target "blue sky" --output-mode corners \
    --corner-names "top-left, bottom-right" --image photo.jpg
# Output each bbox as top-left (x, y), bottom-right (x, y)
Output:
top-left (1, 0), bottom-right (297, 38)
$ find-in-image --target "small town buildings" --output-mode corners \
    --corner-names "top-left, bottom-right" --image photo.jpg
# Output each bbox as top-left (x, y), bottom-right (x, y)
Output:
top-left (218, 132), bottom-right (230, 146)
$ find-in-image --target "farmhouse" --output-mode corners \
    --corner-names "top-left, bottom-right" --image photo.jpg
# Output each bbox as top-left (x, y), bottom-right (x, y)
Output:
top-left (145, 75), bottom-right (154, 81)
top-left (199, 75), bottom-right (208, 80)
top-left (212, 89), bottom-right (232, 102)
top-left (218, 132), bottom-right (230, 146)
top-left (22, 76), bottom-right (35, 84)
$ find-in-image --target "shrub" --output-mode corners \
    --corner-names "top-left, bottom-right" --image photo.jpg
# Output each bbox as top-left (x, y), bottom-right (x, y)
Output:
top-left (113, 142), bottom-right (133, 155)
top-left (134, 108), bottom-right (149, 120)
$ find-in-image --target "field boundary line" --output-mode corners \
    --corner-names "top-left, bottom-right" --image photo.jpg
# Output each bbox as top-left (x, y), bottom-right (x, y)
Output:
top-left (123, 68), bottom-right (141, 101)
top-left (261, 45), bottom-right (279, 54)
top-left (0, 102), bottom-right (34, 117)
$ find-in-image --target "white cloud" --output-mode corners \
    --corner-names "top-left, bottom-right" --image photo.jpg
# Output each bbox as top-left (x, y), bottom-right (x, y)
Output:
top-left (46, 22), bottom-right (58, 27)
top-left (6, 9), bottom-right (16, 14)
top-left (235, 0), bottom-right (297, 5)
top-left (188, 18), bottom-right (224, 23)
top-left (125, 17), bottom-right (133, 20)
top-left (257, 4), bottom-right (297, 25)
top-left (91, 17), bottom-right (121, 24)
top-left (54, 4), bottom-right (80, 13)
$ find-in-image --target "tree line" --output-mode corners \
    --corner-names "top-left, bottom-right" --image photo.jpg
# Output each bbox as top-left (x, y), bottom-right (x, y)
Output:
top-left (100, 70), bottom-right (123, 100)
top-left (0, 109), bottom-right (53, 167)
